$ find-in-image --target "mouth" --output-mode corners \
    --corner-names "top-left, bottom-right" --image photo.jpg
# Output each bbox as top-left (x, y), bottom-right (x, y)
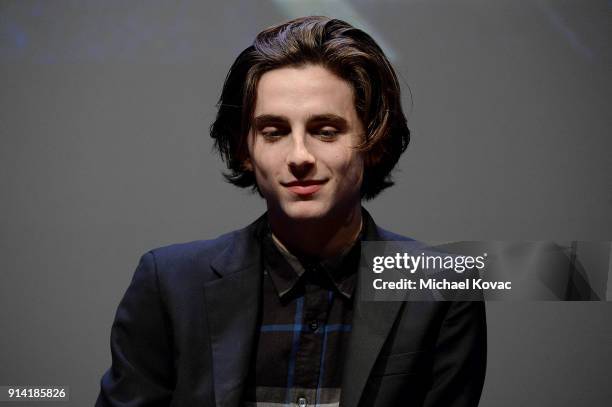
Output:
top-left (283, 180), bottom-right (327, 196)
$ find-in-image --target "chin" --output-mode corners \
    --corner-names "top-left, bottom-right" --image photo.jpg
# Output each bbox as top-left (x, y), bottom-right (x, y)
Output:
top-left (279, 201), bottom-right (331, 221)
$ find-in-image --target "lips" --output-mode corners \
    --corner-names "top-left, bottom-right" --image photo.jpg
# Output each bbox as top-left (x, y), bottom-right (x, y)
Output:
top-left (283, 180), bottom-right (327, 196)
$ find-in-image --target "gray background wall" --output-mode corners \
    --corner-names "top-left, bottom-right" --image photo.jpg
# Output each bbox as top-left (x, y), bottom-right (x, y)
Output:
top-left (1, 0), bottom-right (611, 405)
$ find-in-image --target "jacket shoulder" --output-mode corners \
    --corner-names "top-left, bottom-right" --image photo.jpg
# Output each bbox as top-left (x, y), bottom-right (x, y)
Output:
top-left (150, 230), bottom-right (235, 267)
top-left (143, 226), bottom-right (245, 287)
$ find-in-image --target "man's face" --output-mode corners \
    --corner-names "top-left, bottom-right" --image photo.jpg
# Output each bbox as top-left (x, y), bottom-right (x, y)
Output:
top-left (245, 64), bottom-right (365, 222)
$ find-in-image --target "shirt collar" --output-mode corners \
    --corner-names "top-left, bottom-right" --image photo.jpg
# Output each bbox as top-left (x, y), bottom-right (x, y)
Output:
top-left (262, 211), bottom-right (376, 300)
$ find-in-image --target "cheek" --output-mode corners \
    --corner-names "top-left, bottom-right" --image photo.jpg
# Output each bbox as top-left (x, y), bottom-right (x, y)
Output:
top-left (350, 157), bottom-right (365, 185)
top-left (334, 152), bottom-right (364, 184)
top-left (249, 145), bottom-right (276, 176)
top-left (250, 153), bottom-right (287, 193)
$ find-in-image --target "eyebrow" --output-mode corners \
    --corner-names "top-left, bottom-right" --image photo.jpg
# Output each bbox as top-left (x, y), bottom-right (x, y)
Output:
top-left (253, 114), bottom-right (349, 128)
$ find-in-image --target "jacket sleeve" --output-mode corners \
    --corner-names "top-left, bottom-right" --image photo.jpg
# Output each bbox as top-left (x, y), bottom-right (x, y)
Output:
top-left (422, 301), bottom-right (487, 407)
top-left (96, 251), bottom-right (175, 407)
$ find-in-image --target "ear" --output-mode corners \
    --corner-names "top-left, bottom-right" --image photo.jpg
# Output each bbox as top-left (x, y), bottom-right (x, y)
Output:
top-left (242, 157), bottom-right (254, 171)
top-left (241, 131), bottom-right (255, 171)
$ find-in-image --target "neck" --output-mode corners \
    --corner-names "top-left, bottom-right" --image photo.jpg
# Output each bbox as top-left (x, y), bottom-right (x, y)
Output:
top-left (268, 205), bottom-right (363, 260)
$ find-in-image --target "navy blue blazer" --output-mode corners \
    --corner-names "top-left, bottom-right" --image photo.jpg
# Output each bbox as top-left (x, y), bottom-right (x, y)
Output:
top-left (96, 211), bottom-right (486, 407)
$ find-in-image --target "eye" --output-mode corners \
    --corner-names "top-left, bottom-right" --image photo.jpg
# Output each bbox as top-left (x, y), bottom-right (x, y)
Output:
top-left (316, 127), bottom-right (339, 140)
top-left (259, 127), bottom-right (287, 141)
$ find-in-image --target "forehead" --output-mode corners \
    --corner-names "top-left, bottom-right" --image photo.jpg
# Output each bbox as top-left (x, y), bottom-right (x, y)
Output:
top-left (254, 64), bottom-right (357, 118)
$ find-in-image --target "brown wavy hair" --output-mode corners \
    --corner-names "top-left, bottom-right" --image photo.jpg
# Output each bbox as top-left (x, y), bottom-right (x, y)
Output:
top-left (210, 16), bottom-right (410, 199)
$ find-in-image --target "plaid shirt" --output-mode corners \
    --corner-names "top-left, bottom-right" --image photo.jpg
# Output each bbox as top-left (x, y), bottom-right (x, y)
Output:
top-left (243, 224), bottom-right (361, 407)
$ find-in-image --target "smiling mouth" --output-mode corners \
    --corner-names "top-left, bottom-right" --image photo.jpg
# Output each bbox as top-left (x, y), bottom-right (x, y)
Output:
top-left (283, 180), bottom-right (327, 196)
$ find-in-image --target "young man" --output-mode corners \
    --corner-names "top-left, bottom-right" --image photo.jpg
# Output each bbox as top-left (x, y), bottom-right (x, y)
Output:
top-left (97, 16), bottom-right (486, 407)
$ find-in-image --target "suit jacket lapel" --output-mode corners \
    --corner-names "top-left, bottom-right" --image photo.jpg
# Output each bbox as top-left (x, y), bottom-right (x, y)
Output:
top-left (340, 285), bottom-right (403, 407)
top-left (340, 209), bottom-right (405, 407)
top-left (203, 215), bottom-right (267, 407)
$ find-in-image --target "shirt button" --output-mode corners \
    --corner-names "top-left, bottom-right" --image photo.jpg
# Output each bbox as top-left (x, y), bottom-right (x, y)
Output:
top-left (297, 397), bottom-right (307, 407)
top-left (309, 320), bottom-right (319, 332)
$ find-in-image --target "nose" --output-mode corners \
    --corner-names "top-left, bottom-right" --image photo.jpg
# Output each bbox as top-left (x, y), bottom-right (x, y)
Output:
top-left (286, 132), bottom-right (315, 175)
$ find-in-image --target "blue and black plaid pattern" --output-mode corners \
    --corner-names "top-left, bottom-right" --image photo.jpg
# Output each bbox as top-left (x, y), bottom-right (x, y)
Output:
top-left (243, 226), bottom-right (360, 407)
